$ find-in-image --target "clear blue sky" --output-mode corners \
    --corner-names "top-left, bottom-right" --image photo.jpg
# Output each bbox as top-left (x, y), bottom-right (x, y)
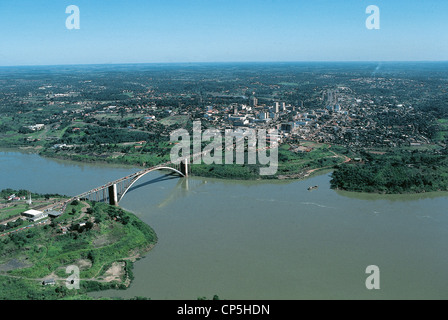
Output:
top-left (0, 0), bottom-right (447, 66)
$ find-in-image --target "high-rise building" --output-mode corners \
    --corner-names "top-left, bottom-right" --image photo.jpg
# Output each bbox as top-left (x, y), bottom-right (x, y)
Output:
top-left (274, 102), bottom-right (279, 113)
top-left (26, 193), bottom-right (32, 205)
top-left (258, 111), bottom-right (269, 120)
top-left (251, 96), bottom-right (258, 107)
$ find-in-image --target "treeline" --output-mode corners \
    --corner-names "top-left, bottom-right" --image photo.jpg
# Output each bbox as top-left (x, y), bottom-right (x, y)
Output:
top-left (330, 149), bottom-right (448, 193)
top-left (191, 163), bottom-right (261, 180)
top-left (59, 125), bottom-right (158, 145)
top-left (0, 219), bottom-right (23, 233)
top-left (0, 189), bottom-right (64, 200)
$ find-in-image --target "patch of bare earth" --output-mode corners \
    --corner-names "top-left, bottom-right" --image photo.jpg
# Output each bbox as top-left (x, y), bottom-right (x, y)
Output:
top-left (103, 262), bottom-right (125, 282)
top-left (125, 243), bottom-right (155, 262)
top-left (76, 259), bottom-right (93, 270)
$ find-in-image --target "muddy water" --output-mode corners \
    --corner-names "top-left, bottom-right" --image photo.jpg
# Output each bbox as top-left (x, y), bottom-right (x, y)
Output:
top-left (1, 151), bottom-right (448, 299)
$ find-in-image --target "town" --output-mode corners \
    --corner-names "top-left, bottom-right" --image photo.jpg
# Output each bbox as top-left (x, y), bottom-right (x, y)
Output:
top-left (0, 63), bottom-right (442, 159)
top-left (0, 63), bottom-right (447, 189)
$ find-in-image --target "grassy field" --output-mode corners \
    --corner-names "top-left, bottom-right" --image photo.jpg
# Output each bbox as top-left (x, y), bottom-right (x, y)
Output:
top-left (159, 115), bottom-right (189, 126)
top-left (0, 194), bottom-right (64, 224)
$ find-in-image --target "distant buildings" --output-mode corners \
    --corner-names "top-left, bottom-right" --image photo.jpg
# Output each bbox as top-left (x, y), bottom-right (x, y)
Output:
top-left (26, 124), bottom-right (45, 131)
top-left (281, 121), bottom-right (308, 134)
top-left (258, 112), bottom-right (269, 121)
top-left (274, 102), bottom-right (280, 113)
top-left (228, 115), bottom-right (249, 126)
top-left (7, 194), bottom-right (26, 201)
top-left (251, 96), bottom-right (258, 107)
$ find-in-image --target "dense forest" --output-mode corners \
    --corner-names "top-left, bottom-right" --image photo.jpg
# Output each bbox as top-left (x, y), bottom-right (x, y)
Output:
top-left (330, 149), bottom-right (448, 193)
top-left (59, 125), bottom-right (160, 145)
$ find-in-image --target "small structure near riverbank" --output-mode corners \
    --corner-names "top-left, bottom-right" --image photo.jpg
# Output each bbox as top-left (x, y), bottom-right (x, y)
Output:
top-left (22, 209), bottom-right (48, 222)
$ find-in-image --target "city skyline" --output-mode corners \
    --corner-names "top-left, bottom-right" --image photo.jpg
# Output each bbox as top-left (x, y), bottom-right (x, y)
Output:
top-left (1, 0), bottom-right (448, 66)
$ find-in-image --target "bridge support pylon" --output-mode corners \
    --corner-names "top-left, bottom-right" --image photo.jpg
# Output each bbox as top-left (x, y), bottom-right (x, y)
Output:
top-left (180, 159), bottom-right (189, 177)
top-left (108, 184), bottom-right (118, 206)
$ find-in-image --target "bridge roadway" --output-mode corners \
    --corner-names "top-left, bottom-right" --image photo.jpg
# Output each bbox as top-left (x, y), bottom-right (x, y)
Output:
top-left (55, 142), bottom-right (274, 210)
top-left (73, 157), bottom-right (192, 206)
top-left (1, 143), bottom-right (275, 237)
top-left (66, 150), bottom-right (209, 208)
top-left (75, 162), bottom-right (181, 200)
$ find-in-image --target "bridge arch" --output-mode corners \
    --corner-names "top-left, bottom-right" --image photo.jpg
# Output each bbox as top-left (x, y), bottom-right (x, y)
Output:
top-left (118, 166), bottom-right (185, 203)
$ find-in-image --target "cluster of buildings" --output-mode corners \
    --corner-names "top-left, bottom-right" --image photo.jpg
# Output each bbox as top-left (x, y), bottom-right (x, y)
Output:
top-left (50, 88), bottom-right (427, 151)
top-left (200, 94), bottom-right (349, 145)
top-left (26, 124), bottom-right (45, 131)
top-left (200, 90), bottom-right (431, 150)
top-left (21, 209), bottom-right (48, 222)
top-left (7, 194), bottom-right (27, 201)
top-left (22, 78), bottom-right (434, 152)
top-left (21, 209), bottom-right (61, 222)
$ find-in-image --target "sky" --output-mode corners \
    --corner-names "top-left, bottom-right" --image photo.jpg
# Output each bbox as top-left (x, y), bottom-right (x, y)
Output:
top-left (0, 0), bottom-right (447, 66)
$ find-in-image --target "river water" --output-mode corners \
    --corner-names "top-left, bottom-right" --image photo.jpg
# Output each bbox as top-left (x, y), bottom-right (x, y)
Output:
top-left (1, 150), bottom-right (448, 299)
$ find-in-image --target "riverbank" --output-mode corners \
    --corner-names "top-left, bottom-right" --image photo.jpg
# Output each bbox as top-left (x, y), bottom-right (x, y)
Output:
top-left (0, 192), bottom-right (157, 300)
top-left (5, 146), bottom-right (448, 196)
top-left (330, 149), bottom-right (448, 194)
top-left (3, 151), bottom-right (448, 300)
top-left (3, 145), bottom-right (344, 183)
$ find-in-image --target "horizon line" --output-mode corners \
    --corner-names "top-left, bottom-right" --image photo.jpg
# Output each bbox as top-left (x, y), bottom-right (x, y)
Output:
top-left (1, 60), bottom-right (448, 68)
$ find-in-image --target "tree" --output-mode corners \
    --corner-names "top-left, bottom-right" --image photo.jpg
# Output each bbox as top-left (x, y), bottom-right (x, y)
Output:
top-left (85, 221), bottom-right (94, 230)
top-left (87, 250), bottom-right (96, 264)
top-left (55, 285), bottom-right (68, 298)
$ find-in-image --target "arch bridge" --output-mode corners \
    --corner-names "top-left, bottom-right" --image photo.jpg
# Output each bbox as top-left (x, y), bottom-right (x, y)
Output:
top-left (73, 160), bottom-right (190, 206)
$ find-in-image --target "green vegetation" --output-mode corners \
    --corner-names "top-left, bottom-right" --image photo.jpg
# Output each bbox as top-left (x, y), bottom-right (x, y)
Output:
top-left (191, 142), bottom-right (346, 180)
top-left (159, 115), bottom-right (189, 127)
top-left (331, 109), bottom-right (448, 194)
top-left (0, 189), bottom-right (66, 228)
top-left (0, 194), bottom-right (157, 300)
top-left (2, 63), bottom-right (448, 194)
top-left (39, 129), bottom-right (172, 167)
top-left (39, 125), bottom-right (346, 180)
top-left (435, 119), bottom-right (448, 142)
top-left (330, 149), bottom-right (448, 194)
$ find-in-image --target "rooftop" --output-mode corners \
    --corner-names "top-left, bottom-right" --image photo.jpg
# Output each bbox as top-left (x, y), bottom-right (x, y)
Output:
top-left (23, 209), bottom-right (44, 217)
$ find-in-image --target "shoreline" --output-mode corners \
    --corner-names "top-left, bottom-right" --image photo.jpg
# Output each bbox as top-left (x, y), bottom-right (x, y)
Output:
top-left (0, 194), bottom-right (158, 299)
top-left (2, 147), bottom-right (447, 197)
top-left (1, 146), bottom-right (330, 182)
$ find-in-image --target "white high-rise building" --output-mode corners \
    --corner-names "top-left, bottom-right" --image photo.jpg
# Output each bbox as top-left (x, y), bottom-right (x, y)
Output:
top-left (26, 193), bottom-right (32, 205)
top-left (251, 96), bottom-right (258, 107)
top-left (258, 112), bottom-right (269, 120)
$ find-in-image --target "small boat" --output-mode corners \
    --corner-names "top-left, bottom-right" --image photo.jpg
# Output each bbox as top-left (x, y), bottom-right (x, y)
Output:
top-left (307, 185), bottom-right (318, 191)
